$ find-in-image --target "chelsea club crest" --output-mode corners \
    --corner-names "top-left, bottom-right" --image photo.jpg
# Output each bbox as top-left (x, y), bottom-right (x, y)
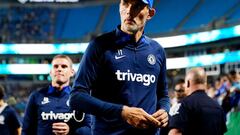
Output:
top-left (147, 54), bottom-right (156, 65)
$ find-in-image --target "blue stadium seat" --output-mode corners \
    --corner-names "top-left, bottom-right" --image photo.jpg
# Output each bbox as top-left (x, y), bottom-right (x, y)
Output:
top-left (226, 7), bottom-right (240, 24)
top-left (102, 4), bottom-right (120, 33)
top-left (182, 0), bottom-right (239, 30)
top-left (55, 6), bottom-right (103, 40)
top-left (145, 0), bottom-right (198, 35)
top-left (0, 7), bottom-right (51, 43)
top-left (0, 8), bottom-right (7, 28)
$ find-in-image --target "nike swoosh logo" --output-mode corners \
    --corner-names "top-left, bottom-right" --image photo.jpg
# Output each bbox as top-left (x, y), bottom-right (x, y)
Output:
top-left (115, 55), bottom-right (126, 60)
top-left (41, 101), bottom-right (50, 105)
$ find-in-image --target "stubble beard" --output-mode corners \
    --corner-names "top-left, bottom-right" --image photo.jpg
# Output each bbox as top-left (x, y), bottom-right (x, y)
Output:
top-left (53, 77), bottom-right (65, 86)
top-left (123, 23), bottom-right (138, 34)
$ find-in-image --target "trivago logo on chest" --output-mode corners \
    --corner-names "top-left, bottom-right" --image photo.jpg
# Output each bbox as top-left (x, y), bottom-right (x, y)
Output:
top-left (41, 110), bottom-right (84, 122)
top-left (115, 70), bottom-right (156, 86)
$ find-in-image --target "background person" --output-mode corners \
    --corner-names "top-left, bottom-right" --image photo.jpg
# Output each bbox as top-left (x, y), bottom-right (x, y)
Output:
top-left (168, 68), bottom-right (227, 135)
top-left (171, 78), bottom-right (185, 106)
top-left (0, 84), bottom-right (21, 135)
top-left (22, 55), bottom-right (91, 135)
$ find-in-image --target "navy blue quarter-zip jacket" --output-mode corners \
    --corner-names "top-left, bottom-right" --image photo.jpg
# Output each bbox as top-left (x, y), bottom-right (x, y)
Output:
top-left (22, 85), bottom-right (91, 135)
top-left (0, 105), bottom-right (21, 135)
top-left (70, 26), bottom-right (170, 135)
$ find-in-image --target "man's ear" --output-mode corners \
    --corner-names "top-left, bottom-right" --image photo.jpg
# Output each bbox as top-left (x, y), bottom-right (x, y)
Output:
top-left (70, 68), bottom-right (75, 77)
top-left (147, 8), bottom-right (156, 20)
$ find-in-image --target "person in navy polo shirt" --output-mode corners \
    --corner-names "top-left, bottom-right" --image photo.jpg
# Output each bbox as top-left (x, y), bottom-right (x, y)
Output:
top-left (70, 0), bottom-right (170, 135)
top-left (168, 68), bottom-right (227, 135)
top-left (22, 55), bottom-right (91, 135)
top-left (0, 85), bottom-right (21, 135)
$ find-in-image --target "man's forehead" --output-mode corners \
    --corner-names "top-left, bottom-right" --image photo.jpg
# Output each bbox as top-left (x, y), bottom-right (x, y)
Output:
top-left (53, 63), bottom-right (68, 65)
top-left (52, 58), bottom-right (69, 63)
top-left (52, 59), bottom-right (71, 66)
top-left (185, 74), bottom-right (192, 81)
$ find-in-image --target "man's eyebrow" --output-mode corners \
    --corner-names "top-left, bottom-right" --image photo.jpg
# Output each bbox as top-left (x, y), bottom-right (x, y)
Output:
top-left (53, 64), bottom-right (68, 66)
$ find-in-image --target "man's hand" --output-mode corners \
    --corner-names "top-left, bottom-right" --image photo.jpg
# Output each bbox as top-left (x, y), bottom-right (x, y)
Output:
top-left (121, 106), bottom-right (161, 129)
top-left (168, 128), bottom-right (182, 135)
top-left (52, 122), bottom-right (70, 135)
top-left (152, 109), bottom-right (168, 127)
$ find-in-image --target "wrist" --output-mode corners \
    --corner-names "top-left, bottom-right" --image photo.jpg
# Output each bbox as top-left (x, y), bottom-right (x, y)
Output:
top-left (121, 105), bottom-right (129, 120)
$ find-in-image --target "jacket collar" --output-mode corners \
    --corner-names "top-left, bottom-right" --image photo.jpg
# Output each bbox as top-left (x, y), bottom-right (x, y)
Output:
top-left (48, 85), bottom-right (71, 95)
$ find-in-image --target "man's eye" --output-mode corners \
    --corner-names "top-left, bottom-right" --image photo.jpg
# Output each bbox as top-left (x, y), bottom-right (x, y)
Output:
top-left (122, 0), bottom-right (129, 6)
top-left (134, 3), bottom-right (145, 10)
top-left (61, 65), bottom-right (68, 68)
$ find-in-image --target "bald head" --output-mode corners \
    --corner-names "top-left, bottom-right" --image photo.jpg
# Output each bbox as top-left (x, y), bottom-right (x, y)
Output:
top-left (185, 67), bottom-right (207, 95)
top-left (187, 68), bottom-right (206, 85)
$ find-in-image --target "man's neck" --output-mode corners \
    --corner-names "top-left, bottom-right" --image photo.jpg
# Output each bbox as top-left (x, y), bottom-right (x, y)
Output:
top-left (121, 26), bottom-right (144, 42)
top-left (133, 30), bottom-right (143, 42)
top-left (0, 100), bottom-right (4, 107)
top-left (51, 83), bottom-right (68, 91)
top-left (189, 84), bottom-right (206, 95)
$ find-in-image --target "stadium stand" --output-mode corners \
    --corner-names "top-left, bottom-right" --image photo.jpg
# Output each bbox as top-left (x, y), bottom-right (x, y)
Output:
top-left (0, 0), bottom-right (240, 42)
top-left (55, 5), bottom-right (103, 41)
top-left (0, 7), bottom-right (52, 43)
top-left (226, 4), bottom-right (240, 25)
top-left (182, 0), bottom-right (239, 30)
top-left (145, 0), bottom-right (199, 35)
top-left (101, 3), bottom-right (120, 33)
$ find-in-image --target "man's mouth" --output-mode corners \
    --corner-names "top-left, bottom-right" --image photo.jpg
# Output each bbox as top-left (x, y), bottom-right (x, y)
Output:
top-left (125, 18), bottom-right (135, 24)
top-left (56, 74), bottom-right (63, 77)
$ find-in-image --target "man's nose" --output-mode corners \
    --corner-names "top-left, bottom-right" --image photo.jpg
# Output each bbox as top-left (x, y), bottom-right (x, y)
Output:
top-left (124, 4), bottom-right (132, 14)
top-left (57, 67), bottom-right (63, 71)
top-left (128, 5), bottom-right (138, 17)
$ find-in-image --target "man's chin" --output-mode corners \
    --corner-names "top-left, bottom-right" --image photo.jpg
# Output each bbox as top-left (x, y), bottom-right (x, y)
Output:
top-left (56, 80), bottom-right (64, 85)
top-left (123, 24), bottom-right (138, 33)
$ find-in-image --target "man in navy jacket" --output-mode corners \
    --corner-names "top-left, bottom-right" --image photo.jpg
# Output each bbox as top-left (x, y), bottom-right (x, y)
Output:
top-left (168, 68), bottom-right (227, 135)
top-left (22, 55), bottom-right (91, 135)
top-left (70, 0), bottom-right (170, 135)
top-left (0, 85), bottom-right (21, 135)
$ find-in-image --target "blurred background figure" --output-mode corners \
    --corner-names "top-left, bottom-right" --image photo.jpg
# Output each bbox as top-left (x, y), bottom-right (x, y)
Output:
top-left (169, 68), bottom-right (227, 135)
top-left (0, 85), bottom-right (21, 135)
top-left (171, 78), bottom-right (186, 106)
top-left (228, 70), bottom-right (240, 111)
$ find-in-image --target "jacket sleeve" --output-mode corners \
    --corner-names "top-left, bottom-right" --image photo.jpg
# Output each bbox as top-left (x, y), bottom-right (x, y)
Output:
top-left (8, 107), bottom-right (21, 134)
top-left (70, 40), bottom-right (123, 119)
top-left (157, 47), bottom-right (170, 112)
top-left (22, 92), bottom-right (38, 135)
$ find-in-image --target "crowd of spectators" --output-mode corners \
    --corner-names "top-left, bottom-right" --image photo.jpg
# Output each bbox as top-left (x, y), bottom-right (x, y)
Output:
top-left (0, 7), bottom-right (54, 43)
top-left (206, 70), bottom-right (240, 113)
